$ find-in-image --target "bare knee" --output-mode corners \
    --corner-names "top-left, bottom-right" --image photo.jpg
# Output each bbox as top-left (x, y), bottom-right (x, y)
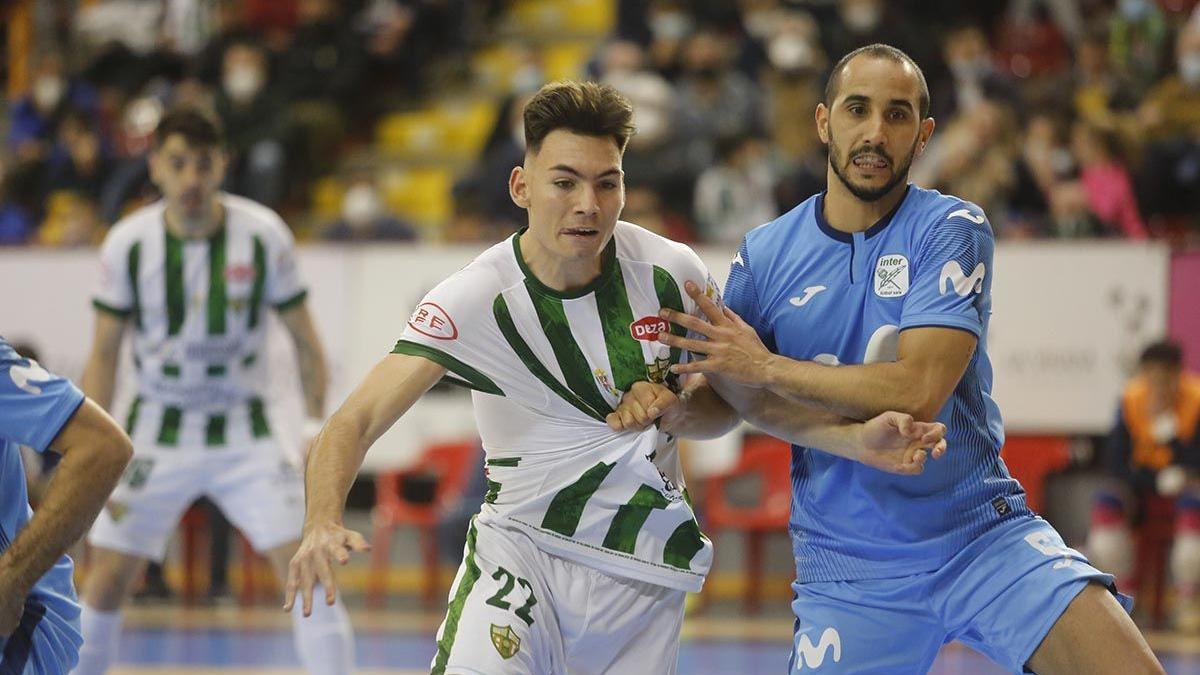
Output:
top-left (1027, 583), bottom-right (1164, 675)
top-left (82, 548), bottom-right (148, 611)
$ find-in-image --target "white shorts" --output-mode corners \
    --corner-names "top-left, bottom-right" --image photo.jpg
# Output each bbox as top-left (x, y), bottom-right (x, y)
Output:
top-left (87, 437), bottom-right (304, 561)
top-left (430, 518), bottom-right (686, 675)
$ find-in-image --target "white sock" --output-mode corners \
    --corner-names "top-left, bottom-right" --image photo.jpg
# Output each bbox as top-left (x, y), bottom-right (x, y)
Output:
top-left (291, 587), bottom-right (355, 674)
top-left (74, 604), bottom-right (123, 675)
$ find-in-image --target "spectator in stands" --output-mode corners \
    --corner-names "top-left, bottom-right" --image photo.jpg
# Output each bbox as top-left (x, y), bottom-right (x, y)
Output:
top-left (1109, 0), bottom-right (1171, 97)
top-left (1134, 17), bottom-right (1200, 224)
top-left (42, 109), bottom-right (115, 209)
top-left (215, 40), bottom-right (288, 208)
top-left (451, 92), bottom-right (531, 235)
top-left (321, 173), bottom-right (417, 242)
top-left (693, 134), bottom-right (778, 244)
top-left (758, 9), bottom-right (826, 168)
top-left (1070, 120), bottom-right (1147, 239)
top-left (1088, 341), bottom-right (1200, 631)
top-left (931, 24), bottom-right (1021, 122)
top-left (0, 158), bottom-right (35, 245)
top-left (277, 0), bottom-right (366, 194)
top-left (1072, 29), bottom-right (1141, 131)
top-left (8, 53), bottom-right (100, 164)
top-left (821, 0), bottom-right (932, 80)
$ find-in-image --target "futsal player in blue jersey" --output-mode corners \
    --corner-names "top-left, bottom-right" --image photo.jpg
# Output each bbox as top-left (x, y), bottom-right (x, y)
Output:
top-left (0, 338), bottom-right (130, 674)
top-left (655, 45), bottom-right (1164, 673)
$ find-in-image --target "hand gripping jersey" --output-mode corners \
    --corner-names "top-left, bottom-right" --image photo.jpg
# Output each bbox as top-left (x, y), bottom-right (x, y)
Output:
top-left (725, 185), bottom-right (1032, 584)
top-left (92, 194), bottom-right (307, 448)
top-left (394, 222), bottom-right (717, 592)
top-left (0, 338), bottom-right (85, 672)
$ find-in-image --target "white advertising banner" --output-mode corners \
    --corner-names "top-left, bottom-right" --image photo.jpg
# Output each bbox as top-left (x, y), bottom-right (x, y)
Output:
top-left (0, 239), bottom-right (1169, 467)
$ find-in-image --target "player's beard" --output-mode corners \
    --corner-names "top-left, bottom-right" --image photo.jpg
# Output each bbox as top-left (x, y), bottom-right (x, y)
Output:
top-left (828, 130), bottom-right (919, 203)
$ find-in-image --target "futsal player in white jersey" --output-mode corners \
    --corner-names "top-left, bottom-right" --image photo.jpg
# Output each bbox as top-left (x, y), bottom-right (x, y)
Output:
top-left (74, 109), bottom-right (356, 674)
top-left (284, 81), bottom-right (946, 675)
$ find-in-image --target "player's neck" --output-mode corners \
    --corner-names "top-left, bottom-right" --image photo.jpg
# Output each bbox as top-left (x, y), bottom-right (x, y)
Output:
top-left (822, 174), bottom-right (908, 234)
top-left (518, 229), bottom-right (603, 293)
top-left (163, 201), bottom-right (225, 240)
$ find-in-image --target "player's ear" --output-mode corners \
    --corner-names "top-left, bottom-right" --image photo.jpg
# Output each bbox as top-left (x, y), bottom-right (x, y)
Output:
top-left (917, 116), bottom-right (935, 155)
top-left (509, 165), bottom-right (529, 209)
top-left (815, 103), bottom-right (830, 144)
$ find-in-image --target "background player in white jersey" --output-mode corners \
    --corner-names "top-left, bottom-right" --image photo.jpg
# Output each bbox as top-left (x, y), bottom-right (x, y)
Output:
top-left (648, 45), bottom-right (1163, 674)
top-left (284, 80), bottom-right (946, 675)
top-left (0, 339), bottom-right (131, 674)
top-left (74, 109), bottom-right (355, 675)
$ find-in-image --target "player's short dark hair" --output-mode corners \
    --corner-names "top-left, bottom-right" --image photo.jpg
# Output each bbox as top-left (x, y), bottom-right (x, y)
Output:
top-left (824, 44), bottom-right (931, 120)
top-left (523, 80), bottom-right (636, 154)
top-left (1139, 341), bottom-right (1184, 369)
top-left (154, 107), bottom-right (224, 149)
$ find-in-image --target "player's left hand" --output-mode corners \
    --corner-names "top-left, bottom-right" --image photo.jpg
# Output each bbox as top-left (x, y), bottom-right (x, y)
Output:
top-left (607, 381), bottom-right (678, 432)
top-left (855, 412), bottom-right (948, 475)
top-left (658, 280), bottom-right (774, 387)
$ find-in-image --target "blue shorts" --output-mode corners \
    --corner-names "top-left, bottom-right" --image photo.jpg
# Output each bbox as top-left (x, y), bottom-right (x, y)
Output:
top-left (787, 516), bottom-right (1133, 674)
top-left (0, 594), bottom-right (82, 675)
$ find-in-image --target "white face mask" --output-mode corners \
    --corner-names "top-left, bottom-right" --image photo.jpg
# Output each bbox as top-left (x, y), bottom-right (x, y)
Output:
top-left (842, 5), bottom-right (882, 32)
top-left (650, 11), bottom-right (692, 41)
top-left (342, 184), bottom-right (382, 227)
top-left (1119, 0), bottom-right (1151, 20)
top-left (33, 76), bottom-right (65, 112)
top-left (768, 36), bottom-right (816, 73)
top-left (1180, 53), bottom-right (1200, 86)
top-left (223, 66), bottom-right (264, 103)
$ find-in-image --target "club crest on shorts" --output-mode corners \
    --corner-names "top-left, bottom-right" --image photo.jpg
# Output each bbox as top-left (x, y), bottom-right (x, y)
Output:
top-left (490, 624), bottom-right (521, 659)
top-left (874, 254), bottom-right (909, 298)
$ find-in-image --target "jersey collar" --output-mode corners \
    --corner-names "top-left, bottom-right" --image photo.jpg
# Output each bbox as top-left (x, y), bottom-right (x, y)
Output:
top-left (814, 184), bottom-right (911, 243)
top-left (511, 226), bottom-right (618, 299)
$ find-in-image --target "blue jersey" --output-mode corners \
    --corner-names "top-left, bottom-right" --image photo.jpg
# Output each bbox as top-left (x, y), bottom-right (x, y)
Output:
top-left (725, 185), bottom-right (1031, 583)
top-left (0, 338), bottom-right (85, 672)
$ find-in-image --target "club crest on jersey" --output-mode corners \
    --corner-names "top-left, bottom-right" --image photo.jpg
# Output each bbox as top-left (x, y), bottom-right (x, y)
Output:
top-left (408, 302), bottom-right (458, 340)
top-left (630, 316), bottom-right (669, 342)
top-left (647, 356), bottom-right (672, 384)
top-left (490, 624), bottom-right (521, 659)
top-left (594, 369), bottom-right (620, 397)
top-left (874, 254), bottom-right (909, 298)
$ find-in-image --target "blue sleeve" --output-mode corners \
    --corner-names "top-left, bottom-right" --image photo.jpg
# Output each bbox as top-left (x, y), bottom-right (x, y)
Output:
top-left (0, 340), bottom-right (85, 452)
top-left (724, 238), bottom-right (776, 352)
top-left (899, 203), bottom-right (993, 338)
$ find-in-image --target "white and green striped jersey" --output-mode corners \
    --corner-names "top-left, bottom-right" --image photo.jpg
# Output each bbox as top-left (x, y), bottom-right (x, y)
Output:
top-left (92, 193), bottom-right (307, 448)
top-left (393, 222), bottom-right (719, 592)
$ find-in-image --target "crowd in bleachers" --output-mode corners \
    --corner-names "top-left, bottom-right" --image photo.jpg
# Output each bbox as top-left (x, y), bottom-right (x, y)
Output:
top-left (3, 0), bottom-right (1200, 248)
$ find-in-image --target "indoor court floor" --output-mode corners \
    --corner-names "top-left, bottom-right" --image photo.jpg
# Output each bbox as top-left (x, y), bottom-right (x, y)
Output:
top-left (105, 605), bottom-right (1200, 674)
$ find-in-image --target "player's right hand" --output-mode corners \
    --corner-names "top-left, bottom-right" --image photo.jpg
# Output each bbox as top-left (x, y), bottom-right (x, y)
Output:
top-left (606, 381), bottom-right (678, 432)
top-left (283, 521), bottom-right (371, 617)
top-left (856, 411), bottom-right (947, 476)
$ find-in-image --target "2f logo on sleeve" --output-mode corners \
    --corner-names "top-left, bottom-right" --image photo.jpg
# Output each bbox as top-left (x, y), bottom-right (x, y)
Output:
top-left (874, 255), bottom-right (909, 298)
top-left (408, 302), bottom-right (458, 340)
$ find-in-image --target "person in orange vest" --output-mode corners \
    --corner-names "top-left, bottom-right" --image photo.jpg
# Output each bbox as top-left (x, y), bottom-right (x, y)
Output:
top-left (1088, 340), bottom-right (1200, 629)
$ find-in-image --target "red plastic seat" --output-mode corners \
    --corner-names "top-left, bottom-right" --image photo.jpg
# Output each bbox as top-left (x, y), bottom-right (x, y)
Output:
top-left (999, 435), bottom-right (1071, 514)
top-left (369, 440), bottom-right (480, 608)
top-left (703, 434), bottom-right (793, 613)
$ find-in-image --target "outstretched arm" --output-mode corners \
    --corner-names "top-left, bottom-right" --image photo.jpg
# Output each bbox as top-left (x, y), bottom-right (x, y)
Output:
top-left (661, 281), bottom-right (974, 422)
top-left (284, 353), bottom-right (446, 616)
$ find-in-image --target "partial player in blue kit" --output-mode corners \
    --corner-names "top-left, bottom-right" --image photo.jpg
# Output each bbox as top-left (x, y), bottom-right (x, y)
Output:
top-left (0, 338), bottom-right (130, 674)
top-left (658, 45), bottom-right (1163, 674)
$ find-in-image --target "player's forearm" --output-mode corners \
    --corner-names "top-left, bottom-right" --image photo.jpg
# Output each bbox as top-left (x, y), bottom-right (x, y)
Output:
top-left (80, 352), bottom-right (119, 411)
top-left (302, 412), bottom-right (369, 529)
top-left (712, 376), bottom-right (864, 458)
top-left (0, 431), bottom-right (129, 593)
top-left (661, 377), bottom-right (741, 439)
top-left (761, 355), bottom-right (935, 422)
top-left (295, 343), bottom-right (328, 420)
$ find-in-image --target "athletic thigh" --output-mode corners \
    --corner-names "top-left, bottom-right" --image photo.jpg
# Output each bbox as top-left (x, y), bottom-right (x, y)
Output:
top-left (788, 578), bottom-right (944, 674)
top-left (206, 441), bottom-right (305, 553)
top-left (431, 520), bottom-right (562, 675)
top-left (87, 447), bottom-right (206, 560)
top-left (939, 517), bottom-right (1137, 674)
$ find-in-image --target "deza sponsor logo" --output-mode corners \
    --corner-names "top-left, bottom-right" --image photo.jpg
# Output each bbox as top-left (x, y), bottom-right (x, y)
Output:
top-left (630, 316), bottom-right (669, 342)
top-left (408, 302), bottom-right (458, 340)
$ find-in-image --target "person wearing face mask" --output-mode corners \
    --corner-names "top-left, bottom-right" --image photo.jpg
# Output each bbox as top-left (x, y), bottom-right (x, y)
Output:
top-left (214, 41), bottom-right (289, 209)
top-left (930, 24), bottom-right (1021, 123)
top-left (8, 53), bottom-right (100, 166)
top-left (1134, 18), bottom-right (1200, 221)
top-left (821, 0), bottom-right (932, 84)
top-left (322, 176), bottom-right (417, 242)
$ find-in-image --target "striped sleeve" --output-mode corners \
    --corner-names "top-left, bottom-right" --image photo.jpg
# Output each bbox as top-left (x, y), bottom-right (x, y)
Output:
top-left (93, 230), bottom-right (135, 317)
top-left (724, 238), bottom-right (775, 352)
top-left (899, 202), bottom-right (993, 337)
top-left (263, 216), bottom-right (307, 309)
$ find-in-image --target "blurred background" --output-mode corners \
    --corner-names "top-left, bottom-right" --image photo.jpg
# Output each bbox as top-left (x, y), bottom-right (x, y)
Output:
top-left (2, 0), bottom-right (1200, 673)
